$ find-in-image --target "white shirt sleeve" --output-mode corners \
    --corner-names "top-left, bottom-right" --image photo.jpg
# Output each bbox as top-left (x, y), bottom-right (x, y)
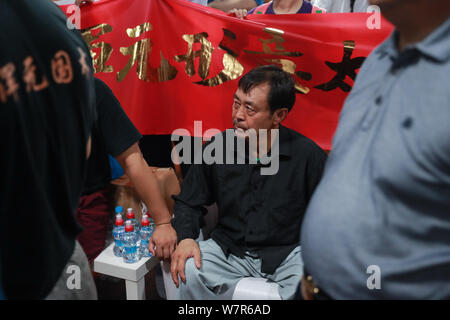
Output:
top-left (309, 0), bottom-right (370, 12)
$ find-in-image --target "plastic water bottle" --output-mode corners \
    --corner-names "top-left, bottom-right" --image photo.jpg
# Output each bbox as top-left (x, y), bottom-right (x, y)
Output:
top-left (112, 214), bottom-right (125, 257)
top-left (126, 207), bottom-right (140, 234)
top-left (139, 215), bottom-right (153, 258)
top-left (122, 220), bottom-right (139, 263)
top-left (115, 205), bottom-right (123, 216)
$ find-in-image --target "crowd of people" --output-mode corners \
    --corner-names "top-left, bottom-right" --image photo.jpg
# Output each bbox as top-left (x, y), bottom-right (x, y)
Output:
top-left (1, 0), bottom-right (449, 300)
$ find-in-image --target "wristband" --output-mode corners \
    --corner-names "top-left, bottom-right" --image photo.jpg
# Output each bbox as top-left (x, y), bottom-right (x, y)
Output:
top-left (156, 222), bottom-right (172, 226)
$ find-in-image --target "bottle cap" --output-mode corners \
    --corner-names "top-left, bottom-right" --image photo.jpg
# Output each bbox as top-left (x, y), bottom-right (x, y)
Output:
top-left (115, 206), bottom-right (123, 214)
top-left (125, 220), bottom-right (134, 232)
top-left (127, 208), bottom-right (135, 219)
top-left (141, 215), bottom-right (149, 226)
top-left (115, 214), bottom-right (124, 226)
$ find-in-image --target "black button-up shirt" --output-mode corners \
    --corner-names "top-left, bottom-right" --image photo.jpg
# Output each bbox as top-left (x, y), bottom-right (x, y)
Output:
top-left (172, 125), bottom-right (327, 274)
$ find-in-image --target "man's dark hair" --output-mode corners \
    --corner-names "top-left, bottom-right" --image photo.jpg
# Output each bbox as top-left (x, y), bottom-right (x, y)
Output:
top-left (238, 65), bottom-right (296, 113)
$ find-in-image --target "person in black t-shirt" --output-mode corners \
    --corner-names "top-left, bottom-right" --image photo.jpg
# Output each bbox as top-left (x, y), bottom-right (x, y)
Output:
top-left (0, 256), bottom-right (4, 300)
top-left (76, 78), bottom-right (178, 264)
top-left (0, 0), bottom-right (97, 299)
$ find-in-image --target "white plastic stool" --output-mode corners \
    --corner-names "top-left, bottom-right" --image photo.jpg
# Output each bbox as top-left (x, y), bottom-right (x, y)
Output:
top-left (94, 243), bottom-right (159, 300)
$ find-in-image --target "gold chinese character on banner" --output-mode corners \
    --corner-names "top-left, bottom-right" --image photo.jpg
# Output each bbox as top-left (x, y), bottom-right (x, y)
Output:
top-left (0, 63), bottom-right (20, 102)
top-left (244, 28), bottom-right (303, 57)
top-left (195, 29), bottom-right (244, 87)
top-left (176, 29), bottom-right (243, 87)
top-left (117, 22), bottom-right (177, 83)
top-left (244, 28), bottom-right (311, 93)
top-left (81, 23), bottom-right (114, 73)
top-left (265, 58), bottom-right (312, 94)
top-left (146, 51), bottom-right (178, 83)
top-left (23, 56), bottom-right (49, 92)
top-left (315, 40), bottom-right (365, 92)
top-left (51, 50), bottom-right (73, 84)
top-left (175, 32), bottom-right (213, 80)
top-left (117, 22), bottom-right (151, 82)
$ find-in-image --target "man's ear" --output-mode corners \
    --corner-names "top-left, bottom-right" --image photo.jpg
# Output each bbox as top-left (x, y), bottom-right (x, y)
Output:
top-left (272, 108), bottom-right (289, 125)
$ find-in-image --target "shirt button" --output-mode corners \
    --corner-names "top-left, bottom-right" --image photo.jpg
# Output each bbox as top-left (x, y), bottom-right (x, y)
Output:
top-left (402, 117), bottom-right (413, 129)
top-left (375, 95), bottom-right (383, 105)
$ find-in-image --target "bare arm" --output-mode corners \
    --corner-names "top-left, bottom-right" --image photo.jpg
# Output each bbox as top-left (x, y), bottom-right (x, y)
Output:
top-left (209, 0), bottom-right (257, 12)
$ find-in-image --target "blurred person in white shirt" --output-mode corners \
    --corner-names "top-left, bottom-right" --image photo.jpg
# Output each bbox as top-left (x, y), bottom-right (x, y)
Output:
top-left (310, 0), bottom-right (370, 12)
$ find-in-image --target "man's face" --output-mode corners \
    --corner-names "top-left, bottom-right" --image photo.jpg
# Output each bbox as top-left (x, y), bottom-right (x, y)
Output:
top-left (232, 83), bottom-right (276, 139)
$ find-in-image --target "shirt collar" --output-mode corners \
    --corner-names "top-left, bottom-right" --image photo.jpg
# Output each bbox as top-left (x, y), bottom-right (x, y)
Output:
top-left (415, 17), bottom-right (450, 62)
top-left (278, 124), bottom-right (292, 158)
top-left (375, 17), bottom-right (450, 63)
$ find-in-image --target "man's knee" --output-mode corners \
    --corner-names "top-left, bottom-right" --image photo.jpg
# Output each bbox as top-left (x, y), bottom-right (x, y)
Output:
top-left (183, 257), bottom-right (201, 283)
top-left (177, 257), bottom-right (203, 299)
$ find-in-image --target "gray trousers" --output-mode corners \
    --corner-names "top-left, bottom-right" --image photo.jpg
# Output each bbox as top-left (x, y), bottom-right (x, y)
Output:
top-left (176, 239), bottom-right (303, 300)
top-left (45, 241), bottom-right (98, 300)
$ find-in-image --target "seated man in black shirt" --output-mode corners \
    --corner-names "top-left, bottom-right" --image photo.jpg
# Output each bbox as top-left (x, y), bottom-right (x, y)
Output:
top-left (170, 65), bottom-right (327, 299)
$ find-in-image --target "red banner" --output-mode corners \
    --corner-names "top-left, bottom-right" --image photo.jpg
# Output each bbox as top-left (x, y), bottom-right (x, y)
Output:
top-left (60, 0), bottom-right (393, 150)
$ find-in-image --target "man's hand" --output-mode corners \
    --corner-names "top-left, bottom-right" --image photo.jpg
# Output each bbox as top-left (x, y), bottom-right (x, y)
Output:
top-left (148, 223), bottom-right (177, 260)
top-left (228, 8), bottom-right (248, 19)
top-left (170, 239), bottom-right (202, 287)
